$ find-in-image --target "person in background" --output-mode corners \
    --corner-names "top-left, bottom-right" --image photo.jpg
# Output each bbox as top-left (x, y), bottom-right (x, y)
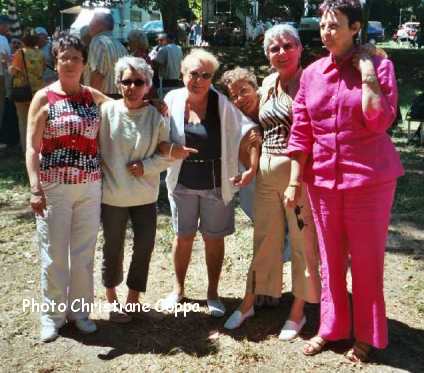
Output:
top-left (99, 56), bottom-right (171, 322)
top-left (159, 49), bottom-right (258, 317)
top-left (127, 29), bottom-right (151, 64)
top-left (10, 37), bottom-right (22, 54)
top-left (35, 26), bottom-right (56, 85)
top-left (87, 11), bottom-right (128, 98)
top-left (0, 15), bottom-right (11, 150)
top-left (285, 0), bottom-right (403, 361)
top-left (223, 25), bottom-right (321, 342)
top-left (26, 35), bottom-right (109, 342)
top-left (151, 33), bottom-right (183, 96)
top-left (9, 30), bottom-right (44, 153)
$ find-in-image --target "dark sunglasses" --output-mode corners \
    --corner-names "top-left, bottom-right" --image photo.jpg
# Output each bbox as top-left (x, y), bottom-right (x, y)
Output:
top-left (294, 205), bottom-right (307, 231)
top-left (120, 79), bottom-right (146, 87)
top-left (189, 71), bottom-right (213, 80)
top-left (269, 43), bottom-right (295, 53)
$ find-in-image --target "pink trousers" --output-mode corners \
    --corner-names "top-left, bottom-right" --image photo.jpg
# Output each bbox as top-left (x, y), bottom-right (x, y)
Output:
top-left (308, 180), bottom-right (396, 349)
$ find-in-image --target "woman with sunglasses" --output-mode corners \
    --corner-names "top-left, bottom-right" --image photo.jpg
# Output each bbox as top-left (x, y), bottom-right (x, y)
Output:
top-left (159, 49), bottom-right (257, 317)
top-left (223, 25), bottom-right (321, 341)
top-left (98, 56), bottom-right (171, 322)
top-left (285, 0), bottom-right (403, 361)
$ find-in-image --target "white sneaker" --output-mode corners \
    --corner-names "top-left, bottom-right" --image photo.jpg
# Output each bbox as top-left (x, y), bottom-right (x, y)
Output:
top-left (207, 299), bottom-right (226, 318)
top-left (159, 293), bottom-right (183, 310)
top-left (224, 307), bottom-right (254, 330)
top-left (74, 318), bottom-right (97, 334)
top-left (40, 324), bottom-right (58, 343)
top-left (278, 317), bottom-right (306, 341)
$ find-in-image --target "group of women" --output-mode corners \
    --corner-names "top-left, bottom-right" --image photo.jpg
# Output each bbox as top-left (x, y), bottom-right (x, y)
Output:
top-left (26, 0), bottom-right (403, 363)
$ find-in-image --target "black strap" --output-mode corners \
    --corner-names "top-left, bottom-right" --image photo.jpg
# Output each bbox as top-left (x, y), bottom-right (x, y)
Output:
top-left (15, 49), bottom-right (32, 91)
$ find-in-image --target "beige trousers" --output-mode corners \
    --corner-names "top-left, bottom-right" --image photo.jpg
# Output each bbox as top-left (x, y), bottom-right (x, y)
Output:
top-left (15, 101), bottom-right (30, 153)
top-left (245, 154), bottom-right (321, 303)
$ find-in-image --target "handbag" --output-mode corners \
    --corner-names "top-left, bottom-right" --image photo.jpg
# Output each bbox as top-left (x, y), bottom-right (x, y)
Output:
top-left (10, 50), bottom-right (33, 102)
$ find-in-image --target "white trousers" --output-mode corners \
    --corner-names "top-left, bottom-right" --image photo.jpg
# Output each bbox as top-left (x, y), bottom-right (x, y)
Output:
top-left (37, 181), bottom-right (101, 328)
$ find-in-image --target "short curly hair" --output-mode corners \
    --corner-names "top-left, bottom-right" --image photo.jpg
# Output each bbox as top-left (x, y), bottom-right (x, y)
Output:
top-left (218, 67), bottom-right (258, 96)
top-left (52, 35), bottom-right (87, 64)
top-left (319, 0), bottom-right (363, 27)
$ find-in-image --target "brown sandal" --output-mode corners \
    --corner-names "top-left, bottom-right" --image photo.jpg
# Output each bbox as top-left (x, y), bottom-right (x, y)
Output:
top-left (303, 336), bottom-right (327, 356)
top-left (345, 341), bottom-right (371, 363)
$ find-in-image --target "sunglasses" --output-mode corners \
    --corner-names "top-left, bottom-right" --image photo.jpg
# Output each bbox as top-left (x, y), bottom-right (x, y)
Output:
top-left (294, 205), bottom-right (307, 231)
top-left (120, 79), bottom-right (146, 87)
top-left (188, 71), bottom-right (212, 80)
top-left (269, 43), bottom-right (296, 53)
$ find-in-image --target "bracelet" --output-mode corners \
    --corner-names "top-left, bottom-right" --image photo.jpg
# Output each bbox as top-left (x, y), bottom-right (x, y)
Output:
top-left (31, 190), bottom-right (43, 196)
top-left (288, 180), bottom-right (301, 187)
top-left (168, 143), bottom-right (174, 159)
top-left (287, 184), bottom-right (300, 188)
top-left (361, 75), bottom-right (378, 84)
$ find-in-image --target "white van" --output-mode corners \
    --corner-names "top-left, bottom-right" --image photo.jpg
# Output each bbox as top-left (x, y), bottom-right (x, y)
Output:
top-left (69, 0), bottom-right (161, 41)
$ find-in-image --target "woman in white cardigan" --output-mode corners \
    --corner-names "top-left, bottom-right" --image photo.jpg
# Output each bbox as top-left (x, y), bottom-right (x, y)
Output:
top-left (159, 49), bottom-right (258, 317)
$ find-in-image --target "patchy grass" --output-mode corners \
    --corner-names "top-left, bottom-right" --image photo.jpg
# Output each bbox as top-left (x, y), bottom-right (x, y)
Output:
top-left (0, 45), bottom-right (423, 373)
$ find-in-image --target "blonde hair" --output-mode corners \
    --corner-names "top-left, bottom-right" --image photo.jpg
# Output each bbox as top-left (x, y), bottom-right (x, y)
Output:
top-left (181, 48), bottom-right (220, 75)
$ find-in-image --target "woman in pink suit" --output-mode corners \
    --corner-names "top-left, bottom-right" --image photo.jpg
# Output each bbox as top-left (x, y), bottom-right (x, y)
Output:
top-left (284, 0), bottom-right (404, 362)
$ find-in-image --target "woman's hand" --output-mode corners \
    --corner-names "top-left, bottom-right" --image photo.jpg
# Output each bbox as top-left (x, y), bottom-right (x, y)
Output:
top-left (170, 144), bottom-right (198, 159)
top-left (30, 191), bottom-right (46, 217)
top-left (245, 128), bottom-right (262, 146)
top-left (127, 161), bottom-right (144, 177)
top-left (353, 44), bottom-right (385, 75)
top-left (230, 168), bottom-right (255, 187)
top-left (284, 184), bottom-right (302, 209)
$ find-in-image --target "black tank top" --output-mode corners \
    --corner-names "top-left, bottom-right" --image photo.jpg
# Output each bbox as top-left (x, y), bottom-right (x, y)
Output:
top-left (178, 89), bottom-right (221, 189)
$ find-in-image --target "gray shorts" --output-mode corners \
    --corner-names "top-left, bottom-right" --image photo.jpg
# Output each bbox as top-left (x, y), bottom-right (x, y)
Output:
top-left (168, 184), bottom-right (235, 238)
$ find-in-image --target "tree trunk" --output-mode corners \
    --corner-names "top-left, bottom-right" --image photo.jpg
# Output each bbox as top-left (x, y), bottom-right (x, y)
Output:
top-left (161, 0), bottom-right (178, 35)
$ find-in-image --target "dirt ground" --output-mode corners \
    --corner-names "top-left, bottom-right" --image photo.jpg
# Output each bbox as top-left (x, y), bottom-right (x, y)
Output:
top-left (0, 141), bottom-right (423, 373)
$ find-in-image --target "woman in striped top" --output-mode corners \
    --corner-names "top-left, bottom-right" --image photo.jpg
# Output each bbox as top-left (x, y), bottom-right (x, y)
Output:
top-left (224, 25), bottom-right (321, 340)
top-left (26, 35), bottom-right (109, 343)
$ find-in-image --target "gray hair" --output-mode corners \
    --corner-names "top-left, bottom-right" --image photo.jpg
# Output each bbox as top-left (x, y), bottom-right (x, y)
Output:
top-left (263, 24), bottom-right (302, 58)
top-left (93, 12), bottom-right (114, 31)
top-left (181, 48), bottom-right (220, 76)
top-left (127, 29), bottom-right (149, 50)
top-left (114, 56), bottom-right (154, 88)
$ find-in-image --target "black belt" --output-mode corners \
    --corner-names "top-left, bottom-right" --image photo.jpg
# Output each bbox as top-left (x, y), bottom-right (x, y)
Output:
top-left (184, 158), bottom-right (220, 164)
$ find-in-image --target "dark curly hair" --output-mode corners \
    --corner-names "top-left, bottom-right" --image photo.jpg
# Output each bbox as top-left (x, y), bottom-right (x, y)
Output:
top-left (319, 0), bottom-right (363, 27)
top-left (52, 35), bottom-right (87, 64)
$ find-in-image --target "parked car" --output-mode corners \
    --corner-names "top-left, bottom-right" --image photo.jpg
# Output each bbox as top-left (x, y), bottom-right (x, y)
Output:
top-left (367, 21), bottom-right (385, 43)
top-left (298, 17), bottom-right (321, 46)
top-left (142, 20), bottom-right (164, 45)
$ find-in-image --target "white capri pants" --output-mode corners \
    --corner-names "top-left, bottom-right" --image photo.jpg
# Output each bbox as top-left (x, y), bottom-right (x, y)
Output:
top-left (36, 181), bottom-right (101, 328)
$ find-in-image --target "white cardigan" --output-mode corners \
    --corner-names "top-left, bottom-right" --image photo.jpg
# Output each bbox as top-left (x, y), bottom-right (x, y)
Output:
top-left (164, 87), bottom-right (257, 205)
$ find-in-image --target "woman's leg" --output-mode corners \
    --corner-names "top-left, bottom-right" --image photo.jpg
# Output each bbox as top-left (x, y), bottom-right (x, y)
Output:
top-left (38, 183), bottom-right (73, 331)
top-left (101, 203), bottom-right (129, 305)
top-left (285, 182), bottom-right (321, 322)
top-left (68, 182), bottom-right (101, 321)
top-left (199, 188), bottom-right (235, 301)
top-left (126, 203), bottom-right (157, 303)
top-left (308, 185), bottom-right (351, 341)
top-left (203, 236), bottom-right (225, 300)
top-left (14, 101), bottom-right (30, 153)
top-left (172, 234), bottom-right (195, 296)
top-left (345, 181), bottom-right (397, 349)
top-left (167, 185), bottom-right (200, 298)
top-left (245, 155), bottom-right (287, 300)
